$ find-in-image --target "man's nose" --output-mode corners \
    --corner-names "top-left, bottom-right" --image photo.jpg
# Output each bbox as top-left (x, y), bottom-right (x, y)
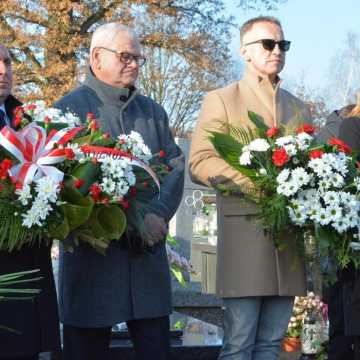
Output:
top-left (0, 61), bottom-right (7, 75)
top-left (272, 44), bottom-right (282, 55)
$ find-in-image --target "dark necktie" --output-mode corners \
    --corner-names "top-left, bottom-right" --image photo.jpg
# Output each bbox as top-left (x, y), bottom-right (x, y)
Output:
top-left (0, 109), bottom-right (6, 129)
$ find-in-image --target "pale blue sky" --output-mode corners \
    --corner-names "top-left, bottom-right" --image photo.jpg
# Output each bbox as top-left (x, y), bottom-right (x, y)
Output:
top-left (224, 0), bottom-right (360, 89)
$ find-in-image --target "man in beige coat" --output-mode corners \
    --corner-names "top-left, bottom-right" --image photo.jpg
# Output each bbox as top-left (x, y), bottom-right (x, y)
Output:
top-left (189, 16), bottom-right (311, 360)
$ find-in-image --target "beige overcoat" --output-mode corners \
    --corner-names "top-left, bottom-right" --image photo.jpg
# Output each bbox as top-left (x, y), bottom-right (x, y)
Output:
top-left (189, 70), bottom-right (311, 298)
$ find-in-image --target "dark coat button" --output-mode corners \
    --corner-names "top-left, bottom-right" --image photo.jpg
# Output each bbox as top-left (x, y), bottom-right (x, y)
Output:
top-left (119, 95), bottom-right (127, 102)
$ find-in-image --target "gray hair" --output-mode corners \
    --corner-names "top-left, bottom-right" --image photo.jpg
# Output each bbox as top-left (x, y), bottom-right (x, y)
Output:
top-left (240, 16), bottom-right (282, 44)
top-left (90, 23), bottom-right (139, 54)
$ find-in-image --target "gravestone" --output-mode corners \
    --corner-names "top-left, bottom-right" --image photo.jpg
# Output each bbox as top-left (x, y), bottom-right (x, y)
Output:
top-left (170, 138), bottom-right (223, 326)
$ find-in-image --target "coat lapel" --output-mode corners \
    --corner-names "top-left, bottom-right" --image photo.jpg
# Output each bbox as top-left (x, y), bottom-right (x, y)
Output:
top-left (242, 70), bottom-right (278, 127)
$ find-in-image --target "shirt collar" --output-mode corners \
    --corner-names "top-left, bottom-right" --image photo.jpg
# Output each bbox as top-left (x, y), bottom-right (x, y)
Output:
top-left (0, 103), bottom-right (6, 115)
top-left (243, 68), bottom-right (281, 89)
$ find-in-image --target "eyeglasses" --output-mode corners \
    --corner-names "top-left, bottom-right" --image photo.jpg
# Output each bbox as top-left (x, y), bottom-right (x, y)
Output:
top-left (244, 39), bottom-right (291, 52)
top-left (97, 47), bottom-right (147, 66)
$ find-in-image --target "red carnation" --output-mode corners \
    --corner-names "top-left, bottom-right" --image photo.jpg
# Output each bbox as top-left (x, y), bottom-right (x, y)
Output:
top-left (87, 112), bottom-right (95, 120)
top-left (159, 150), bottom-right (166, 158)
top-left (12, 115), bottom-right (22, 128)
top-left (90, 120), bottom-right (98, 131)
top-left (13, 106), bottom-right (23, 116)
top-left (44, 116), bottom-right (51, 125)
top-left (120, 199), bottom-right (130, 209)
top-left (130, 187), bottom-right (137, 197)
top-left (26, 104), bottom-right (37, 111)
top-left (90, 183), bottom-right (102, 201)
top-left (309, 149), bottom-right (324, 159)
top-left (296, 123), bottom-right (315, 135)
top-left (328, 137), bottom-right (352, 154)
top-left (74, 179), bottom-right (85, 189)
top-left (272, 148), bottom-right (289, 167)
top-left (64, 148), bottom-right (75, 160)
top-left (101, 197), bottom-right (110, 205)
top-left (266, 127), bottom-right (280, 138)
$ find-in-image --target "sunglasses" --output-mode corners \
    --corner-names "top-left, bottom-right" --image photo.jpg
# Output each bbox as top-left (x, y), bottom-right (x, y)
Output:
top-left (244, 39), bottom-right (291, 52)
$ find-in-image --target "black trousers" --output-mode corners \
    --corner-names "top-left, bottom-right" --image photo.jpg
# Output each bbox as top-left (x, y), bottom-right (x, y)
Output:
top-left (2, 356), bottom-right (38, 360)
top-left (62, 316), bottom-right (171, 360)
top-left (324, 277), bottom-right (354, 360)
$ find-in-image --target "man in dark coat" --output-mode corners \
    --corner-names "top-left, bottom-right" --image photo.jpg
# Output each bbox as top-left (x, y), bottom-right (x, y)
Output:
top-left (317, 105), bottom-right (356, 360)
top-left (0, 44), bottom-right (61, 359)
top-left (337, 115), bottom-right (360, 360)
top-left (54, 23), bottom-right (185, 360)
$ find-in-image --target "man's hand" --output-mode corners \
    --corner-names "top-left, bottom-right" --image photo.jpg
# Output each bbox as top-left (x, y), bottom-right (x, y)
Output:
top-left (143, 213), bottom-right (168, 247)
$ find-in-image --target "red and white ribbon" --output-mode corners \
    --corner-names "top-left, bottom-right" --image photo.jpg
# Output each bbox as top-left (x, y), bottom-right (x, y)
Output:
top-left (80, 145), bottom-right (161, 192)
top-left (0, 123), bottom-right (82, 186)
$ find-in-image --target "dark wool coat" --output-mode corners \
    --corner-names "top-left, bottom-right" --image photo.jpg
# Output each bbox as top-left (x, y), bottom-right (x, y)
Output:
top-left (0, 95), bottom-right (61, 358)
top-left (337, 116), bottom-right (360, 336)
top-left (54, 70), bottom-right (185, 327)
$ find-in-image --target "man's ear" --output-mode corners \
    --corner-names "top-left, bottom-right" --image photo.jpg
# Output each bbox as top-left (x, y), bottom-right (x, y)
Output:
top-left (91, 48), bottom-right (102, 70)
top-left (240, 46), bottom-right (251, 62)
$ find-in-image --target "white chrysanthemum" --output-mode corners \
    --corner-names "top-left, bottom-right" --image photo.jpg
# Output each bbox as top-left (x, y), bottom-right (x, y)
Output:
top-left (15, 184), bottom-right (32, 206)
top-left (277, 181), bottom-right (299, 197)
top-left (22, 197), bottom-right (53, 228)
top-left (101, 177), bottom-right (116, 193)
top-left (343, 213), bottom-right (359, 228)
top-left (332, 218), bottom-right (351, 233)
top-left (291, 167), bottom-right (310, 187)
top-left (325, 205), bottom-right (342, 222)
top-left (322, 191), bottom-right (340, 205)
top-left (31, 199), bottom-right (53, 220)
top-left (117, 131), bottom-right (152, 163)
top-left (60, 112), bottom-right (81, 127)
top-left (275, 136), bottom-right (296, 147)
top-left (239, 151), bottom-right (252, 165)
top-left (277, 169), bottom-right (291, 184)
top-left (329, 173), bottom-right (345, 188)
top-left (288, 207), bottom-right (307, 225)
top-left (35, 177), bottom-right (60, 203)
top-left (112, 166), bottom-right (125, 179)
top-left (22, 210), bottom-right (41, 228)
top-left (313, 208), bottom-right (330, 226)
top-left (284, 143), bottom-right (297, 156)
top-left (297, 189), bottom-right (319, 203)
top-left (248, 138), bottom-right (270, 152)
top-left (296, 132), bottom-right (313, 150)
top-left (354, 177), bottom-right (360, 191)
top-left (116, 180), bottom-right (130, 196)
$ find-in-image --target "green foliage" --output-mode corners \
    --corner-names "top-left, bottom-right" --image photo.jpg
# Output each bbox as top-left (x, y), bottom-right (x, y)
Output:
top-left (73, 205), bottom-right (127, 255)
top-left (171, 266), bottom-right (187, 287)
top-left (208, 131), bottom-right (257, 178)
top-left (0, 200), bottom-right (42, 251)
top-left (248, 111), bottom-right (269, 136)
top-left (68, 162), bottom-right (100, 195)
top-left (228, 123), bottom-right (258, 145)
top-left (0, 269), bottom-right (41, 300)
